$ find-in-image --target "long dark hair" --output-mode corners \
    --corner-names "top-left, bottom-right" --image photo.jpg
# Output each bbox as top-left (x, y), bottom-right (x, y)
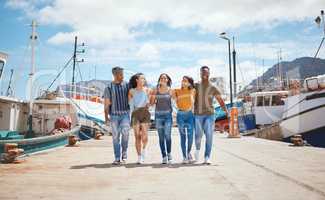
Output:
top-left (182, 76), bottom-right (194, 89)
top-left (157, 73), bottom-right (172, 88)
top-left (129, 73), bottom-right (145, 89)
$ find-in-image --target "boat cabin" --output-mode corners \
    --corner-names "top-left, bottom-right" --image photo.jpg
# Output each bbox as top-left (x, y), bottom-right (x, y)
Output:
top-left (251, 91), bottom-right (288, 125)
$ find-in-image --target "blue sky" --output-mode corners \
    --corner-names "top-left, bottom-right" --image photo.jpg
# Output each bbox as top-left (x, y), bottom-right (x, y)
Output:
top-left (0, 0), bottom-right (324, 99)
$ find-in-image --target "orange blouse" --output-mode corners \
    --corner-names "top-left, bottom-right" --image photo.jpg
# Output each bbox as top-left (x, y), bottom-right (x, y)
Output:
top-left (174, 88), bottom-right (195, 111)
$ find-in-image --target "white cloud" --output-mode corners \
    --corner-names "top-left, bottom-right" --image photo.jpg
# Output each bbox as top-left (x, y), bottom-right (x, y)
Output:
top-left (197, 58), bottom-right (225, 67)
top-left (136, 43), bottom-right (160, 61)
top-left (6, 0), bottom-right (322, 89)
top-left (6, 0), bottom-right (324, 45)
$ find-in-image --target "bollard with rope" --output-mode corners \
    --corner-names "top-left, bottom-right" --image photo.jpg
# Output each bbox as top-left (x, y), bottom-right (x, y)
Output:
top-left (228, 107), bottom-right (241, 138)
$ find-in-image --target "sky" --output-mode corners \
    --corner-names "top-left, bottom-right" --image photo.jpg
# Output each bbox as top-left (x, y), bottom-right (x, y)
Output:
top-left (0, 0), bottom-right (324, 100)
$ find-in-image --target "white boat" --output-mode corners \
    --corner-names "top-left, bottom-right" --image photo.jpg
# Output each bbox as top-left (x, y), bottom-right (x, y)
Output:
top-left (0, 22), bottom-right (81, 156)
top-left (280, 75), bottom-right (325, 147)
top-left (250, 91), bottom-right (288, 125)
top-left (0, 94), bottom-right (81, 154)
top-left (57, 85), bottom-right (109, 140)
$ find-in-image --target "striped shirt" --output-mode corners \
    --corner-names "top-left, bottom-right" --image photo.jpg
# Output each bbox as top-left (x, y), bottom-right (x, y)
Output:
top-left (103, 81), bottom-right (130, 115)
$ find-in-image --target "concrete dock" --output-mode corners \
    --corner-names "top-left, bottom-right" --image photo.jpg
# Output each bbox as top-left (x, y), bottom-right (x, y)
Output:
top-left (1, 128), bottom-right (325, 200)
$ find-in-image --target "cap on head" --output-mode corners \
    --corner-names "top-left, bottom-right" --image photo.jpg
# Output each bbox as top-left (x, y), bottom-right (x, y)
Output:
top-left (112, 66), bottom-right (124, 75)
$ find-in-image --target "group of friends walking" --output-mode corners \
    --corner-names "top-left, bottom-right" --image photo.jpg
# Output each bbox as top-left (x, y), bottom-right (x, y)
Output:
top-left (104, 66), bottom-right (228, 165)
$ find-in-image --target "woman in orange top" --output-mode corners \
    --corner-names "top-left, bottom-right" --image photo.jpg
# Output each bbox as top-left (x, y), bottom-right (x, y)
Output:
top-left (172, 76), bottom-right (196, 164)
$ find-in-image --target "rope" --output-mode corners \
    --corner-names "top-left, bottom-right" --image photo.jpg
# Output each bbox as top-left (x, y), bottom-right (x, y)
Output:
top-left (46, 56), bottom-right (74, 91)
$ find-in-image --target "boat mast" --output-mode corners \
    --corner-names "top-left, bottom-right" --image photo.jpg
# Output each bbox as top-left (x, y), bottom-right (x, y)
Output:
top-left (28, 20), bottom-right (37, 137)
top-left (279, 49), bottom-right (282, 88)
top-left (71, 36), bottom-right (85, 98)
top-left (72, 36), bottom-right (77, 98)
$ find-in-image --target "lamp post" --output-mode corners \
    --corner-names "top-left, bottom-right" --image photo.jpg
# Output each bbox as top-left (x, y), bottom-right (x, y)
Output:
top-left (219, 32), bottom-right (233, 107)
top-left (232, 36), bottom-right (237, 98)
top-left (314, 10), bottom-right (325, 58)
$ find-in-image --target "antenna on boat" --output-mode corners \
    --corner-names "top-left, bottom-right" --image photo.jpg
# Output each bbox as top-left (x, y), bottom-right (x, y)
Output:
top-left (27, 20), bottom-right (38, 138)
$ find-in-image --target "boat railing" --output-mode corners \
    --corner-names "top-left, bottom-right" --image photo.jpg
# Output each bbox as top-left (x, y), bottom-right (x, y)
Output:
top-left (58, 85), bottom-right (103, 103)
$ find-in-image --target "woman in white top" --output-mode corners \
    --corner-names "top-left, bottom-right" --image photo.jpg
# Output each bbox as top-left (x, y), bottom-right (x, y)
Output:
top-left (128, 73), bottom-right (152, 164)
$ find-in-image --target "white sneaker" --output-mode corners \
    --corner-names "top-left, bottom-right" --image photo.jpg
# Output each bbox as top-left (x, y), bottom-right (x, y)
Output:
top-left (204, 157), bottom-right (212, 165)
top-left (167, 154), bottom-right (173, 164)
top-left (141, 149), bottom-right (146, 163)
top-left (194, 150), bottom-right (200, 163)
top-left (182, 158), bottom-right (188, 164)
top-left (162, 156), bottom-right (168, 164)
top-left (137, 156), bottom-right (142, 164)
top-left (187, 153), bottom-right (193, 163)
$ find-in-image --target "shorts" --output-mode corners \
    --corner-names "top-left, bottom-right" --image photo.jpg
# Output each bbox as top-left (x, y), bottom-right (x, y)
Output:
top-left (131, 107), bottom-right (151, 126)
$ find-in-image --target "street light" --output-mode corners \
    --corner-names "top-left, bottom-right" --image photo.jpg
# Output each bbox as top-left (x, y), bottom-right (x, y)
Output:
top-left (219, 32), bottom-right (233, 106)
top-left (314, 10), bottom-right (325, 58)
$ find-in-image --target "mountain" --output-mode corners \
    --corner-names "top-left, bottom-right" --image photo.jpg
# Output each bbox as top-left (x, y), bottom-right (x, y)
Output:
top-left (241, 57), bottom-right (325, 94)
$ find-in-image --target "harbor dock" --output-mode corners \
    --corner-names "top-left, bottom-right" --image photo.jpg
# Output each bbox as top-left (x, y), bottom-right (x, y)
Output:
top-left (1, 128), bottom-right (325, 200)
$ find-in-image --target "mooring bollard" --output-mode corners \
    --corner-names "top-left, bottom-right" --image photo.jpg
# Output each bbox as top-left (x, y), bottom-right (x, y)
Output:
top-left (94, 130), bottom-right (102, 140)
top-left (68, 135), bottom-right (78, 146)
top-left (228, 107), bottom-right (241, 138)
top-left (1, 143), bottom-right (24, 163)
top-left (291, 135), bottom-right (304, 146)
top-left (4, 143), bottom-right (18, 153)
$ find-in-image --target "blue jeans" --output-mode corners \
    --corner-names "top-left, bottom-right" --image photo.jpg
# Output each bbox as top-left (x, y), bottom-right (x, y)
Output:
top-left (194, 115), bottom-right (214, 159)
top-left (110, 113), bottom-right (130, 161)
top-left (155, 113), bottom-right (172, 158)
top-left (177, 111), bottom-right (194, 159)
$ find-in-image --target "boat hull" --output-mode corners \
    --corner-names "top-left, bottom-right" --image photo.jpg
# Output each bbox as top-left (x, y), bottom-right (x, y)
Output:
top-left (283, 126), bottom-right (325, 148)
top-left (0, 126), bottom-right (80, 154)
top-left (280, 91), bottom-right (325, 147)
top-left (78, 125), bottom-right (96, 140)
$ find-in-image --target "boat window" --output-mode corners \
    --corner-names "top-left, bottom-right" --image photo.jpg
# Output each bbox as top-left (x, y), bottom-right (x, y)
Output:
top-left (256, 96), bottom-right (263, 106)
top-left (271, 95), bottom-right (284, 106)
top-left (264, 96), bottom-right (271, 106)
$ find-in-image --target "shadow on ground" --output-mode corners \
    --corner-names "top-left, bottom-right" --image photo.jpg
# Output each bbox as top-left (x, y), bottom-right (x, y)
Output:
top-left (70, 162), bottom-right (217, 169)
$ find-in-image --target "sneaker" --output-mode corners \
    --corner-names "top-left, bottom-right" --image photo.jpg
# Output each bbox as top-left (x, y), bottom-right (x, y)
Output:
top-left (194, 150), bottom-right (200, 163)
top-left (167, 154), bottom-right (173, 164)
top-left (141, 149), bottom-right (146, 163)
top-left (112, 160), bottom-right (121, 165)
top-left (188, 153), bottom-right (193, 163)
top-left (204, 157), bottom-right (212, 165)
top-left (122, 152), bottom-right (127, 161)
top-left (137, 155), bottom-right (142, 164)
top-left (182, 158), bottom-right (188, 164)
top-left (162, 156), bottom-right (168, 164)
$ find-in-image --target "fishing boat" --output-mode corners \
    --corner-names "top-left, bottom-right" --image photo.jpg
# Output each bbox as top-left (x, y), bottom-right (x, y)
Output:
top-left (214, 100), bottom-right (256, 133)
top-left (0, 97), bottom-right (81, 154)
top-left (57, 84), bottom-right (108, 140)
top-left (250, 91), bottom-right (288, 126)
top-left (280, 74), bottom-right (325, 147)
top-left (0, 21), bottom-right (81, 156)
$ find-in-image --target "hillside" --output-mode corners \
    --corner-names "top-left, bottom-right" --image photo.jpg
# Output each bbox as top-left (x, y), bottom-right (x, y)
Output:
top-left (243, 57), bottom-right (325, 93)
